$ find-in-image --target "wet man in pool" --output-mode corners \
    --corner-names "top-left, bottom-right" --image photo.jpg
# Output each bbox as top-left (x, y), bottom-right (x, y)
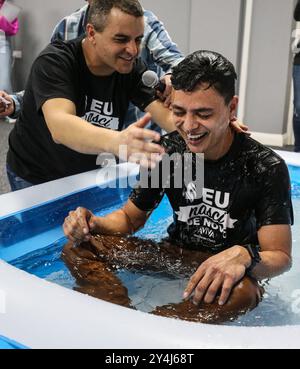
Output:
top-left (62, 50), bottom-right (293, 323)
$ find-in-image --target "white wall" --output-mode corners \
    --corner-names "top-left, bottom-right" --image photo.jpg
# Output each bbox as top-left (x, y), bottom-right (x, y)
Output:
top-left (11, 0), bottom-right (84, 89)
top-left (141, 0), bottom-right (242, 66)
top-left (244, 0), bottom-right (295, 136)
top-left (140, 0), bottom-right (191, 55)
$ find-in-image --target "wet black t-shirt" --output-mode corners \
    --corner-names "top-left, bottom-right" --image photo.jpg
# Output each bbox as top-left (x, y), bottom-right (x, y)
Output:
top-left (130, 132), bottom-right (293, 252)
top-left (7, 37), bottom-right (156, 184)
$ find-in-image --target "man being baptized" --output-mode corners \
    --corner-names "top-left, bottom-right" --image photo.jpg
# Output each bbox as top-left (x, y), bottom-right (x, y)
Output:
top-left (62, 50), bottom-right (292, 323)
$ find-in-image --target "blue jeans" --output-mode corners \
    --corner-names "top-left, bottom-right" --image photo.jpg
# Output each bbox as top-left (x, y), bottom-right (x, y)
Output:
top-left (6, 165), bottom-right (33, 192)
top-left (0, 35), bottom-right (12, 93)
top-left (293, 65), bottom-right (300, 152)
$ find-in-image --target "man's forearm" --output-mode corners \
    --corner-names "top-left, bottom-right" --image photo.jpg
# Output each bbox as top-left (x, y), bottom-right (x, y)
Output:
top-left (48, 112), bottom-right (119, 156)
top-left (250, 250), bottom-right (292, 280)
top-left (95, 209), bottom-right (136, 236)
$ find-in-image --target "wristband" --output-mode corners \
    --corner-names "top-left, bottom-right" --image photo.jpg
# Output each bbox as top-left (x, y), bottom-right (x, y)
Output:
top-left (244, 243), bottom-right (261, 273)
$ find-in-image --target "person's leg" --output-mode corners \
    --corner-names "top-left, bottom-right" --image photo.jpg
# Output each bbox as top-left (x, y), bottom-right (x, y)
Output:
top-left (62, 235), bottom-right (262, 323)
top-left (61, 242), bottom-right (132, 307)
top-left (151, 276), bottom-right (263, 324)
top-left (293, 65), bottom-right (300, 152)
top-left (0, 35), bottom-right (12, 93)
top-left (6, 165), bottom-right (33, 191)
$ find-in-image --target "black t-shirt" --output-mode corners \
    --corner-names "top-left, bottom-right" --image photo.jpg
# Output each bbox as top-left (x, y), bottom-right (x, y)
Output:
top-left (7, 37), bottom-right (156, 184)
top-left (130, 132), bottom-right (293, 252)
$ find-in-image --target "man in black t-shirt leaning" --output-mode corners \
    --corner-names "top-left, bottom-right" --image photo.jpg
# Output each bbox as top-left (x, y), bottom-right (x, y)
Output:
top-left (6, 0), bottom-right (175, 189)
top-left (63, 50), bottom-right (293, 311)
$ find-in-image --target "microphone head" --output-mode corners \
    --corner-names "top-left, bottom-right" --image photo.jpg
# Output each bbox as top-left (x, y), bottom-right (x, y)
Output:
top-left (142, 70), bottom-right (159, 88)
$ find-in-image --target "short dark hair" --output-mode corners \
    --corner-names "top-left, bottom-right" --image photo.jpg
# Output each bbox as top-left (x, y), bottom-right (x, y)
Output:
top-left (87, 0), bottom-right (144, 32)
top-left (171, 50), bottom-right (237, 105)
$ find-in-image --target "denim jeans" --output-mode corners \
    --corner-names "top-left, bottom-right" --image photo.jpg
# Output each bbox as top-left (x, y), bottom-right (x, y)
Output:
top-left (6, 164), bottom-right (33, 192)
top-left (293, 65), bottom-right (300, 152)
top-left (0, 34), bottom-right (12, 93)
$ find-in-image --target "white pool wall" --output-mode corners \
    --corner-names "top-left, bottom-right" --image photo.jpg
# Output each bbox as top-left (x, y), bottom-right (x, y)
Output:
top-left (0, 157), bottom-right (299, 349)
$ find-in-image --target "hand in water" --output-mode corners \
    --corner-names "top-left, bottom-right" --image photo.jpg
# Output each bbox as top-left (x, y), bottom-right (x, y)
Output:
top-left (183, 245), bottom-right (251, 306)
top-left (63, 207), bottom-right (99, 245)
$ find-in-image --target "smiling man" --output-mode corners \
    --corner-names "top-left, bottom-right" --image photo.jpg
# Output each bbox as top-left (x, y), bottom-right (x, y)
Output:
top-left (6, 0), bottom-right (174, 189)
top-left (62, 50), bottom-right (293, 317)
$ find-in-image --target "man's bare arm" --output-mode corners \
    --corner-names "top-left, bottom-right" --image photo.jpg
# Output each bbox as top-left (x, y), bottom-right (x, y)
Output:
top-left (63, 199), bottom-right (149, 242)
top-left (42, 98), bottom-right (164, 166)
top-left (42, 98), bottom-right (119, 154)
top-left (251, 224), bottom-right (292, 280)
top-left (183, 224), bottom-right (292, 306)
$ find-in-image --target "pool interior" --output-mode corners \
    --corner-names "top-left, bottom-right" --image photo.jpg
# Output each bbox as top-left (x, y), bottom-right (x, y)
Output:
top-left (1, 167), bottom-right (300, 327)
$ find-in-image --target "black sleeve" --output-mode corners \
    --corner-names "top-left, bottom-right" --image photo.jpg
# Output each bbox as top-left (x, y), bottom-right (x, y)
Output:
top-left (30, 47), bottom-right (78, 112)
top-left (295, 1), bottom-right (300, 21)
top-left (129, 58), bottom-right (157, 112)
top-left (129, 164), bottom-right (165, 212)
top-left (255, 161), bottom-right (294, 228)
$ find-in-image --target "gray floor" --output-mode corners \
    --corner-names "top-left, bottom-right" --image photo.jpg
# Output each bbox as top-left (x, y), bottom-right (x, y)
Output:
top-left (0, 119), bottom-right (13, 195)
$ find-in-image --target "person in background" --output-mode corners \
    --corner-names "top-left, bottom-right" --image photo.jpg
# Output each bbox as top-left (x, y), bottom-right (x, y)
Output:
top-left (5, 0), bottom-right (177, 191)
top-left (1, 0), bottom-right (247, 192)
top-left (293, 0), bottom-right (300, 152)
top-left (0, 0), bottom-right (184, 129)
top-left (0, 0), bottom-right (19, 123)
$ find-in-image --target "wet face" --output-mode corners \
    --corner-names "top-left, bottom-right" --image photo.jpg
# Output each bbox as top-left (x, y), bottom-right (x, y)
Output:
top-left (172, 84), bottom-right (238, 160)
top-left (86, 7), bottom-right (144, 75)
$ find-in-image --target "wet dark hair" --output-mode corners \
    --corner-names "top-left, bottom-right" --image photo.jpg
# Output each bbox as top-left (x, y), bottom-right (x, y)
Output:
top-left (87, 0), bottom-right (144, 32)
top-left (171, 50), bottom-right (237, 105)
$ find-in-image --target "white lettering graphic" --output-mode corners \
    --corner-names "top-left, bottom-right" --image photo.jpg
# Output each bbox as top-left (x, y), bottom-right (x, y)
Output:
top-left (176, 188), bottom-right (237, 242)
top-left (84, 98), bottom-right (119, 130)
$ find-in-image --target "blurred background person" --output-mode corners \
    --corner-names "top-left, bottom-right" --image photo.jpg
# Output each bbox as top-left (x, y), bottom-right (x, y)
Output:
top-left (0, 0), bottom-right (19, 94)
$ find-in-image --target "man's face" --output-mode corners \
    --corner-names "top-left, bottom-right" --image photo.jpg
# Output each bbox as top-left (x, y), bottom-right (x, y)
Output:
top-left (87, 7), bottom-right (144, 75)
top-left (172, 84), bottom-right (238, 159)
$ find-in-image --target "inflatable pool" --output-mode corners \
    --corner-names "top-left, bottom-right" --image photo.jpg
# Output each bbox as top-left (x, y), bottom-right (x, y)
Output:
top-left (0, 154), bottom-right (300, 349)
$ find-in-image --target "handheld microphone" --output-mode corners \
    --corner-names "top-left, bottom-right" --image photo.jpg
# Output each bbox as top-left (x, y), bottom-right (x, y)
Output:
top-left (142, 70), bottom-right (166, 93)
